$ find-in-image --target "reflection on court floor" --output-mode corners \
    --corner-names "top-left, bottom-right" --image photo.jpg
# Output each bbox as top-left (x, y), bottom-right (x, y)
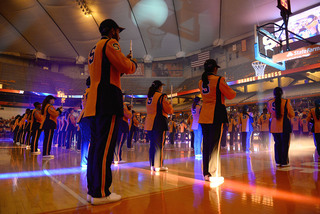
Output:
top-left (0, 138), bottom-right (319, 214)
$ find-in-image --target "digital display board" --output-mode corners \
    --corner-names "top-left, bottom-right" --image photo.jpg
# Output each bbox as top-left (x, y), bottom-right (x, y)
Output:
top-left (275, 5), bottom-right (320, 43)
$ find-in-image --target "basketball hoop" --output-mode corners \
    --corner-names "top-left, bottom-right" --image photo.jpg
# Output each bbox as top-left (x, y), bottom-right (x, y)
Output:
top-left (252, 61), bottom-right (266, 76)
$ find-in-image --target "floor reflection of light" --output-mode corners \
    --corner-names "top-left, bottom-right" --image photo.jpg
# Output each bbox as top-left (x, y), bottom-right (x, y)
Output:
top-left (0, 167), bottom-right (83, 179)
top-left (224, 179), bottom-right (320, 205)
top-left (209, 177), bottom-right (224, 188)
top-left (195, 154), bottom-right (202, 160)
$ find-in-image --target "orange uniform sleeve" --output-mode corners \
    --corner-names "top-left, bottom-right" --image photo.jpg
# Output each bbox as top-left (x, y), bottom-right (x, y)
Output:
top-left (307, 110), bottom-right (313, 122)
top-left (34, 111), bottom-right (42, 122)
top-left (123, 106), bottom-right (132, 120)
top-left (220, 77), bottom-right (236, 100)
top-left (48, 106), bottom-right (60, 117)
top-left (162, 95), bottom-right (174, 115)
top-left (106, 39), bottom-right (137, 75)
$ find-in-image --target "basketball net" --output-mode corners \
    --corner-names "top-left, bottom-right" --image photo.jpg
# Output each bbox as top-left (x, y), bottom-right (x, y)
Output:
top-left (252, 61), bottom-right (266, 76)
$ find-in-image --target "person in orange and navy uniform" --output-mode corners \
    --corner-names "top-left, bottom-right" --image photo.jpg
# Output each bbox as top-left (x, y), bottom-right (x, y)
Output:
top-left (114, 102), bottom-right (132, 163)
top-left (258, 108), bottom-right (271, 149)
top-left (65, 108), bottom-right (77, 149)
top-left (168, 117), bottom-right (176, 145)
top-left (307, 99), bottom-right (320, 155)
top-left (127, 110), bottom-right (139, 150)
top-left (227, 114), bottom-right (237, 147)
top-left (291, 112), bottom-right (300, 139)
top-left (300, 114), bottom-right (309, 137)
top-left (267, 87), bottom-right (294, 167)
top-left (40, 95), bottom-right (62, 159)
top-left (191, 97), bottom-right (203, 157)
top-left (198, 59), bottom-right (236, 181)
top-left (30, 102), bottom-right (42, 155)
top-left (77, 77), bottom-right (91, 167)
top-left (84, 19), bottom-right (136, 205)
top-left (145, 80), bottom-right (173, 172)
top-left (239, 105), bottom-right (254, 153)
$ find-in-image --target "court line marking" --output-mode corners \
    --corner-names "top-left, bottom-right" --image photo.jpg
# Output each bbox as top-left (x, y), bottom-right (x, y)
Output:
top-left (42, 160), bottom-right (88, 205)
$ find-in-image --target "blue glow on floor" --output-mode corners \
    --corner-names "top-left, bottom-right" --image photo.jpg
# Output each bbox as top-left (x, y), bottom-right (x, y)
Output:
top-left (0, 167), bottom-right (83, 180)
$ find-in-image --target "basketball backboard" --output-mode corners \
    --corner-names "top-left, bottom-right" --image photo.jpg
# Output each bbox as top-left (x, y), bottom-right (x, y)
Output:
top-left (254, 23), bottom-right (286, 70)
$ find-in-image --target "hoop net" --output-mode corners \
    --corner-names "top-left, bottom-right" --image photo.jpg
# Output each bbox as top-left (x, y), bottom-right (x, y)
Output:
top-left (252, 61), bottom-right (266, 76)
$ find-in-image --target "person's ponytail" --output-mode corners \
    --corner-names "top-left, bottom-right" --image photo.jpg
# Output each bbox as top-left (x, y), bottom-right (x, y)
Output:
top-left (274, 87), bottom-right (283, 120)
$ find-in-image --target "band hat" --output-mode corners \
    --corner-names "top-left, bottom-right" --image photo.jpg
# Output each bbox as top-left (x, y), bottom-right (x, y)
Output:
top-left (204, 59), bottom-right (220, 69)
top-left (46, 95), bottom-right (56, 100)
top-left (99, 19), bottom-right (125, 35)
top-left (152, 80), bottom-right (165, 87)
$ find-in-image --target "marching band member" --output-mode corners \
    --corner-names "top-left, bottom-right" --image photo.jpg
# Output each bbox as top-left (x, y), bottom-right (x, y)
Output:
top-left (84, 19), bottom-right (136, 204)
top-left (258, 108), bottom-right (271, 149)
top-left (291, 112), bottom-right (300, 139)
top-left (191, 97), bottom-right (203, 158)
top-left (145, 80), bottom-right (173, 172)
top-left (114, 102), bottom-right (132, 163)
top-left (198, 59), bottom-right (236, 181)
top-left (307, 99), bottom-right (320, 156)
top-left (239, 105), bottom-right (254, 153)
top-left (77, 77), bottom-right (91, 167)
top-left (40, 95), bottom-right (62, 159)
top-left (30, 102), bottom-right (42, 155)
top-left (267, 87), bottom-right (294, 167)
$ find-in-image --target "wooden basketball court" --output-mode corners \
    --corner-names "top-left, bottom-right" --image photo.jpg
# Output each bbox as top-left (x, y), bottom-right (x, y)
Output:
top-left (0, 139), bottom-right (320, 214)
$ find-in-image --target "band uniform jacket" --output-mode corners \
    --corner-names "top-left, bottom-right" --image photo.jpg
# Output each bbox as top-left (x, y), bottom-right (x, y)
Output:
top-left (77, 88), bottom-right (90, 123)
top-left (258, 114), bottom-right (271, 132)
top-left (227, 118), bottom-right (237, 133)
top-left (239, 112), bottom-right (253, 132)
top-left (307, 108), bottom-right (320, 133)
top-left (291, 116), bottom-right (300, 131)
top-left (300, 118), bottom-right (309, 133)
top-left (168, 121), bottom-right (176, 133)
top-left (84, 36), bottom-right (137, 118)
top-left (198, 75), bottom-right (236, 124)
top-left (267, 98), bottom-right (295, 133)
top-left (145, 92), bottom-right (173, 131)
top-left (191, 105), bottom-right (201, 130)
top-left (40, 104), bottom-right (60, 129)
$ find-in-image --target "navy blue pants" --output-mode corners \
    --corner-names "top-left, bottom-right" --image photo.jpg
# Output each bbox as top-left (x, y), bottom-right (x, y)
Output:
top-left (87, 115), bottom-right (120, 198)
top-left (272, 133), bottom-right (290, 165)
top-left (148, 130), bottom-right (165, 168)
top-left (79, 117), bottom-right (92, 167)
top-left (201, 123), bottom-right (223, 177)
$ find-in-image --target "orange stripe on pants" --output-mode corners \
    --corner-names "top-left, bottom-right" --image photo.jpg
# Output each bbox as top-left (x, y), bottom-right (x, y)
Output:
top-left (46, 130), bottom-right (52, 155)
top-left (101, 115), bottom-right (116, 197)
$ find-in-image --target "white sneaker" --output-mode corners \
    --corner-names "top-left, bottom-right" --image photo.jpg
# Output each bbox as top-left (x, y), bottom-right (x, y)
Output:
top-left (31, 151), bottom-right (41, 155)
top-left (91, 193), bottom-right (121, 205)
top-left (37, 148), bottom-right (40, 152)
top-left (43, 155), bottom-right (54, 159)
top-left (150, 166), bottom-right (155, 171)
top-left (16, 142), bottom-right (20, 146)
top-left (87, 194), bottom-right (92, 203)
top-left (155, 167), bottom-right (168, 172)
top-left (26, 146), bottom-right (31, 150)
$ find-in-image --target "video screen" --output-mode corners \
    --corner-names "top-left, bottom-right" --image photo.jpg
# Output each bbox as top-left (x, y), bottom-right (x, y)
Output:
top-left (275, 5), bottom-right (320, 43)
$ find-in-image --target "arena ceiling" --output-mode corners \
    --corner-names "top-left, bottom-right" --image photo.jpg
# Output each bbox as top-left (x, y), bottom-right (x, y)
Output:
top-left (0, 0), bottom-right (318, 63)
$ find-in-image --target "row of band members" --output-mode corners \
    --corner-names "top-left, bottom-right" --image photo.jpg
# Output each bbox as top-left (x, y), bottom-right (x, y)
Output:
top-left (8, 93), bottom-right (319, 161)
